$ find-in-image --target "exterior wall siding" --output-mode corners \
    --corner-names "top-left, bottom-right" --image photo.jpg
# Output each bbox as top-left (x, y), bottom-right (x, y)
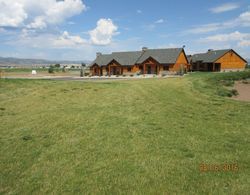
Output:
top-left (170, 51), bottom-right (188, 72)
top-left (215, 51), bottom-right (246, 71)
top-left (122, 66), bottom-right (134, 75)
top-left (132, 65), bottom-right (140, 73)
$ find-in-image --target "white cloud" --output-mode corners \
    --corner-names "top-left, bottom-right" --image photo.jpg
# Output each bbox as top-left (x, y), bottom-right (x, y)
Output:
top-left (238, 40), bottom-right (250, 47)
top-left (186, 23), bottom-right (221, 34)
top-left (187, 11), bottom-right (250, 34)
top-left (27, 16), bottom-right (47, 29)
top-left (137, 10), bottom-right (142, 14)
top-left (199, 31), bottom-right (250, 48)
top-left (46, 0), bottom-right (84, 24)
top-left (0, 0), bottom-right (86, 29)
top-left (155, 19), bottom-right (164, 24)
top-left (157, 43), bottom-right (180, 48)
top-left (143, 24), bottom-right (156, 31)
top-left (7, 29), bottom-right (87, 49)
top-left (200, 31), bottom-right (250, 42)
top-left (0, 1), bottom-right (28, 27)
top-left (53, 31), bottom-right (87, 48)
top-left (89, 18), bottom-right (118, 45)
top-left (142, 19), bottom-right (165, 32)
top-left (210, 3), bottom-right (240, 13)
top-left (237, 11), bottom-right (250, 27)
top-left (68, 21), bottom-right (76, 25)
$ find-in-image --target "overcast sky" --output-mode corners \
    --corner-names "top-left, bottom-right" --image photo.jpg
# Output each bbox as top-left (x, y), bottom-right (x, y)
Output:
top-left (0, 0), bottom-right (250, 60)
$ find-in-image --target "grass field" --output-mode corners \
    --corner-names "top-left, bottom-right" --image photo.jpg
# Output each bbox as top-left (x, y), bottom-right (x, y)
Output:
top-left (0, 68), bottom-right (81, 78)
top-left (0, 72), bottom-right (250, 194)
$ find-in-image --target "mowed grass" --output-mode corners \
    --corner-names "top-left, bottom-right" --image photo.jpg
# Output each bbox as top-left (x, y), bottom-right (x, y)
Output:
top-left (0, 73), bottom-right (250, 194)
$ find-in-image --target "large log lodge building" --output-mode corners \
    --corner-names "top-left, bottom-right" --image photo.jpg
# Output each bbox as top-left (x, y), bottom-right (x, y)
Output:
top-left (89, 47), bottom-right (247, 76)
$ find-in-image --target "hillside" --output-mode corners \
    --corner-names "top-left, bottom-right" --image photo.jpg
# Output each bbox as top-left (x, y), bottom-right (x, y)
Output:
top-left (0, 57), bottom-right (90, 67)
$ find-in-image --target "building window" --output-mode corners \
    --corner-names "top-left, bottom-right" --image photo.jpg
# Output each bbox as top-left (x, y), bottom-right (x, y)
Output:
top-left (127, 67), bottom-right (132, 72)
top-left (163, 66), bottom-right (169, 71)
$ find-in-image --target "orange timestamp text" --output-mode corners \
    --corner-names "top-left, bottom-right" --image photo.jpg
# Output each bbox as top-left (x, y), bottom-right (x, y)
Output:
top-left (199, 163), bottom-right (239, 172)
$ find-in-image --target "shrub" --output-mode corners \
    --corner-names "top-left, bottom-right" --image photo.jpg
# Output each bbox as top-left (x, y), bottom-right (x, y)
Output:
top-left (217, 88), bottom-right (238, 97)
top-left (221, 79), bottom-right (234, 86)
top-left (242, 79), bottom-right (250, 84)
top-left (217, 89), bottom-right (232, 97)
top-left (135, 71), bottom-right (141, 76)
top-left (48, 66), bottom-right (54, 73)
top-left (231, 89), bottom-right (238, 96)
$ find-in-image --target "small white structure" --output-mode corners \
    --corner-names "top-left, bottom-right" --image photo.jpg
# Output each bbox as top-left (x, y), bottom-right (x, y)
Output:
top-left (31, 70), bottom-right (37, 75)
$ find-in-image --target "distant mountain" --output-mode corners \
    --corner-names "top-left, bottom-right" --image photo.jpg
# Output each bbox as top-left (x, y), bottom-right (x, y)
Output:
top-left (0, 57), bottom-right (91, 67)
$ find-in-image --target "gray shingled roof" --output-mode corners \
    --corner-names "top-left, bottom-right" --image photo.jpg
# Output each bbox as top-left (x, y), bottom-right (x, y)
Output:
top-left (137, 48), bottom-right (183, 64)
top-left (90, 48), bottom-right (184, 66)
top-left (111, 51), bottom-right (143, 65)
top-left (191, 49), bottom-right (231, 63)
top-left (89, 54), bottom-right (113, 66)
top-left (186, 55), bottom-right (192, 63)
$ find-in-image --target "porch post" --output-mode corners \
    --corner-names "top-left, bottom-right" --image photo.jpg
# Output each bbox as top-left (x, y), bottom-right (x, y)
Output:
top-left (213, 63), bottom-right (215, 72)
top-left (109, 65), bottom-right (111, 76)
top-left (144, 63), bottom-right (146, 74)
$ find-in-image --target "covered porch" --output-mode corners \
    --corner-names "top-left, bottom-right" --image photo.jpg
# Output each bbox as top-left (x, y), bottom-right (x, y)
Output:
top-left (91, 64), bottom-right (101, 76)
top-left (107, 60), bottom-right (123, 76)
top-left (140, 57), bottom-right (161, 74)
top-left (192, 62), bottom-right (221, 72)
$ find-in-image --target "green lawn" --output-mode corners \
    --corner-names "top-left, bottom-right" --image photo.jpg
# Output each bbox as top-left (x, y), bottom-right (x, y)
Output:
top-left (0, 68), bottom-right (81, 77)
top-left (0, 72), bottom-right (250, 194)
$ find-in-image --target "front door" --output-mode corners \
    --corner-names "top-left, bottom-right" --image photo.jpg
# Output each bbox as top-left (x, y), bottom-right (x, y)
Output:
top-left (147, 65), bottom-right (151, 74)
top-left (112, 67), bottom-right (116, 75)
top-left (215, 63), bottom-right (221, 72)
top-left (94, 68), bottom-right (98, 76)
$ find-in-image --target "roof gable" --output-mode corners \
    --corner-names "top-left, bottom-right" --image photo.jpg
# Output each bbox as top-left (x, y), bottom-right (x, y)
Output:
top-left (137, 48), bottom-right (183, 64)
top-left (216, 49), bottom-right (247, 63)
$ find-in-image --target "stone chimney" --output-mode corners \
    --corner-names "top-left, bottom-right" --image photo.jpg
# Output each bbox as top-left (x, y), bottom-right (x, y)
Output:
top-left (142, 47), bottom-right (148, 51)
top-left (96, 52), bottom-right (102, 57)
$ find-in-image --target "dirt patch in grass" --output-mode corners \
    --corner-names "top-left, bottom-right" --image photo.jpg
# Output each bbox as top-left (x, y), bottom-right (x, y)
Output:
top-left (232, 80), bottom-right (250, 102)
